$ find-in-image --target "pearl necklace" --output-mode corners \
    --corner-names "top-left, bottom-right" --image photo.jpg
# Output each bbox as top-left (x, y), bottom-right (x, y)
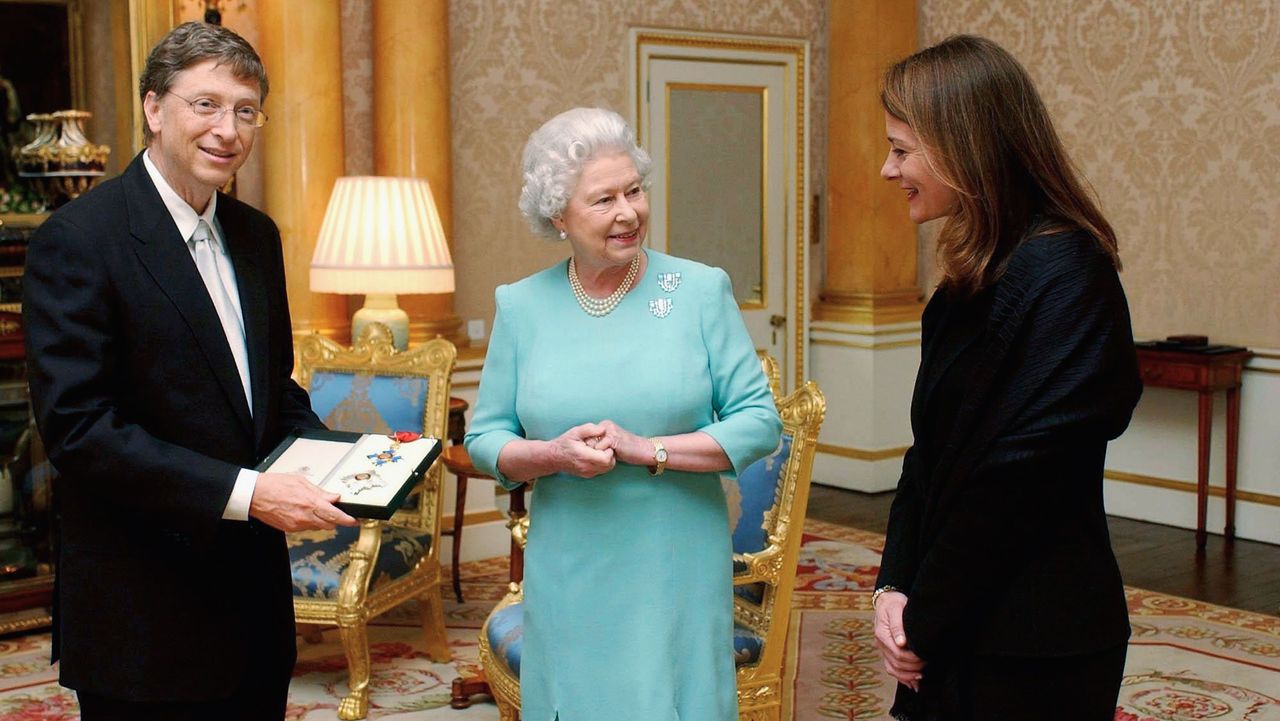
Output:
top-left (568, 254), bottom-right (641, 317)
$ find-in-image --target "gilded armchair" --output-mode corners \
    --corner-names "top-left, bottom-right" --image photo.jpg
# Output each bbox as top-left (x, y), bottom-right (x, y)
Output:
top-left (289, 324), bottom-right (456, 720)
top-left (729, 361), bottom-right (825, 720)
top-left (476, 356), bottom-right (825, 721)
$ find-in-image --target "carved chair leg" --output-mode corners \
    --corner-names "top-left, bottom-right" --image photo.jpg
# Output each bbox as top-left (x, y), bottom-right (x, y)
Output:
top-left (419, 587), bottom-right (452, 662)
top-left (495, 695), bottom-right (521, 721)
top-left (737, 679), bottom-right (782, 721)
top-left (739, 704), bottom-right (780, 721)
top-left (336, 617), bottom-right (372, 720)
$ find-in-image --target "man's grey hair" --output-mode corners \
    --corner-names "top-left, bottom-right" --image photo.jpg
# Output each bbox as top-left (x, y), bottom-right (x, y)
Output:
top-left (518, 107), bottom-right (652, 239)
top-left (139, 22), bottom-right (268, 144)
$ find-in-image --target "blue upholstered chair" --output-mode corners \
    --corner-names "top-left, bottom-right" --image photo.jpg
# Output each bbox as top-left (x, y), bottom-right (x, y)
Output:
top-left (289, 324), bottom-right (456, 720)
top-left (477, 355), bottom-right (826, 721)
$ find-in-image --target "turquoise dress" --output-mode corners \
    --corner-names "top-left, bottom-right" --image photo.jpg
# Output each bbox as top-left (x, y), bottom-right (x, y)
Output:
top-left (466, 250), bottom-right (781, 721)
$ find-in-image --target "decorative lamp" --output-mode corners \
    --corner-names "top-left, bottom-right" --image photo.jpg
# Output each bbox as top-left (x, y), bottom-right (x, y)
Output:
top-left (311, 176), bottom-right (455, 350)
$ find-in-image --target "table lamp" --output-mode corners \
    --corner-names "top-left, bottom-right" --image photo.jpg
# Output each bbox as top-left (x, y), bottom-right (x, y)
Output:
top-left (311, 176), bottom-right (454, 350)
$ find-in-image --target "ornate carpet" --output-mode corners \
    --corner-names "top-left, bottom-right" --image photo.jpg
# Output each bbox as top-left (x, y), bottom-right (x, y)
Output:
top-left (784, 521), bottom-right (1280, 721)
top-left (0, 520), bottom-right (1276, 720)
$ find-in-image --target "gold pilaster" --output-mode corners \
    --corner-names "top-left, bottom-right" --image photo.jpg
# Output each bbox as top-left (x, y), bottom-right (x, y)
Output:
top-left (258, 0), bottom-right (349, 340)
top-left (372, 0), bottom-right (465, 345)
top-left (821, 0), bottom-right (922, 326)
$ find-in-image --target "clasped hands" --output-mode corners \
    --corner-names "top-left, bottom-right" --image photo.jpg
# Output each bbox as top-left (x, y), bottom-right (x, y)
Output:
top-left (550, 420), bottom-right (653, 478)
top-left (873, 590), bottom-right (926, 692)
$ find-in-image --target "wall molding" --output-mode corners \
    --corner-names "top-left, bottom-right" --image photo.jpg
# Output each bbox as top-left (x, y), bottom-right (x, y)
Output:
top-left (1244, 366), bottom-right (1280, 376)
top-left (1104, 469), bottom-right (1280, 508)
top-left (809, 322), bottom-right (921, 336)
top-left (440, 509), bottom-right (506, 527)
top-left (816, 442), bottom-right (909, 461)
top-left (810, 337), bottom-right (921, 351)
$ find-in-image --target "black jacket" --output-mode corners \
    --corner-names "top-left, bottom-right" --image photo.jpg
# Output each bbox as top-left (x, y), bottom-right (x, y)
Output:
top-left (24, 152), bottom-right (323, 701)
top-left (876, 230), bottom-right (1142, 707)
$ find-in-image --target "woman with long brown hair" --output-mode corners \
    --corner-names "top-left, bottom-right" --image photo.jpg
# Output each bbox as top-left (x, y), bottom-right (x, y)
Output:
top-left (871, 35), bottom-right (1142, 720)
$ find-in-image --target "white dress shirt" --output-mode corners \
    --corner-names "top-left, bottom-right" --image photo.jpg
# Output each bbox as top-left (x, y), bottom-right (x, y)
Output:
top-left (143, 150), bottom-right (259, 521)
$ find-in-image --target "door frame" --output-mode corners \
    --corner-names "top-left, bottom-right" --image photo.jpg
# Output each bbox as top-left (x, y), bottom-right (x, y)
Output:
top-left (630, 28), bottom-right (810, 392)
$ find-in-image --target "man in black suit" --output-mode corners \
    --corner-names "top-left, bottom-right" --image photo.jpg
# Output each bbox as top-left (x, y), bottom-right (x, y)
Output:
top-left (23, 22), bottom-right (357, 720)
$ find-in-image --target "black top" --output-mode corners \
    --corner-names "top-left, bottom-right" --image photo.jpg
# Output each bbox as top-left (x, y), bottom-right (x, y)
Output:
top-left (876, 229), bottom-right (1143, 715)
top-left (916, 286), bottom-right (993, 479)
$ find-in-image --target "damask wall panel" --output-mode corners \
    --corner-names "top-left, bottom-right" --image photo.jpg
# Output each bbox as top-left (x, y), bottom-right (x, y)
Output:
top-left (341, 0), bottom-right (826, 332)
top-left (454, 0), bottom-right (827, 330)
top-left (919, 0), bottom-right (1280, 348)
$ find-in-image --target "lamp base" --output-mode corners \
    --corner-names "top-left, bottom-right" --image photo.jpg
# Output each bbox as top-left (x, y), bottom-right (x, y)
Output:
top-left (352, 293), bottom-right (409, 350)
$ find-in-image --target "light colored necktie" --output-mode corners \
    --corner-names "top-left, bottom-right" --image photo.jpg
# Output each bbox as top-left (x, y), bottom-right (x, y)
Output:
top-left (190, 219), bottom-right (253, 412)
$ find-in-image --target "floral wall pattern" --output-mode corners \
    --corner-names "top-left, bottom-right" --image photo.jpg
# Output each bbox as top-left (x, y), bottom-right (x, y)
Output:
top-left (341, 0), bottom-right (827, 333)
top-left (919, 0), bottom-right (1279, 347)
top-left (338, 0), bottom-right (1274, 348)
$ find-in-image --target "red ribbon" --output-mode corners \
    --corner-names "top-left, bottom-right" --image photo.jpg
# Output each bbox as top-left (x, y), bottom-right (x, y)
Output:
top-left (392, 431), bottom-right (421, 443)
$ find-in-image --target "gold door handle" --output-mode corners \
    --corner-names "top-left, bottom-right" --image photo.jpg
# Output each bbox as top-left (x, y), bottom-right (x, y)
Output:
top-left (769, 314), bottom-right (786, 345)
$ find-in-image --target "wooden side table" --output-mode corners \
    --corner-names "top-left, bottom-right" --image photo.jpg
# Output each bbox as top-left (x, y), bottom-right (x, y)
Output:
top-left (1135, 347), bottom-right (1252, 549)
top-left (445, 445), bottom-right (528, 710)
top-left (440, 397), bottom-right (469, 603)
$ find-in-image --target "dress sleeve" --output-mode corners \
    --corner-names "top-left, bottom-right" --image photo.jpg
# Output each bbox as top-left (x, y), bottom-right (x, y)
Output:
top-left (464, 285), bottom-right (526, 490)
top-left (696, 268), bottom-right (782, 476)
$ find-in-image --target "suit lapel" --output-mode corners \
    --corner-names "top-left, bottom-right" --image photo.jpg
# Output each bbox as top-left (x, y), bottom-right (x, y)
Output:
top-left (217, 200), bottom-right (270, 446)
top-left (123, 156), bottom-right (254, 438)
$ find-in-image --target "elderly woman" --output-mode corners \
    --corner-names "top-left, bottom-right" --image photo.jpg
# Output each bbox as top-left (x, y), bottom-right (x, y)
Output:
top-left (871, 36), bottom-right (1142, 720)
top-left (465, 107), bottom-right (781, 721)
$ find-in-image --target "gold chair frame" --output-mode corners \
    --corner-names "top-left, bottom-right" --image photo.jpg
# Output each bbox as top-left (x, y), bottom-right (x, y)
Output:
top-left (732, 364), bottom-right (825, 720)
top-left (293, 325), bottom-right (457, 720)
top-left (477, 356), bottom-right (826, 721)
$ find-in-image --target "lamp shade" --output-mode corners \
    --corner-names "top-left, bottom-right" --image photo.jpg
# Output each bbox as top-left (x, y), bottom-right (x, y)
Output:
top-left (310, 176), bottom-right (455, 295)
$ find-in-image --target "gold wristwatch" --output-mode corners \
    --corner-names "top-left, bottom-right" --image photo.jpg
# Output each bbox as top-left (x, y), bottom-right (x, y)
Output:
top-left (647, 438), bottom-right (668, 476)
top-left (871, 585), bottom-right (900, 608)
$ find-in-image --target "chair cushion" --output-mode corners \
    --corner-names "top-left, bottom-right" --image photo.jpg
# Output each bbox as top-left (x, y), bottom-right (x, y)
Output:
top-left (485, 602), bottom-right (525, 676)
top-left (309, 371), bottom-right (429, 434)
top-left (729, 433), bottom-right (791, 608)
top-left (288, 525), bottom-right (432, 600)
top-left (484, 602), bottom-right (764, 674)
top-left (730, 434), bottom-right (791, 555)
top-left (734, 579), bottom-right (766, 605)
top-left (733, 621), bottom-right (764, 666)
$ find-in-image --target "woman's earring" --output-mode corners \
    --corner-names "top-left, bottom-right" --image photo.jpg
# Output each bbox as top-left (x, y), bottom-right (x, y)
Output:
top-left (559, 229), bottom-right (567, 240)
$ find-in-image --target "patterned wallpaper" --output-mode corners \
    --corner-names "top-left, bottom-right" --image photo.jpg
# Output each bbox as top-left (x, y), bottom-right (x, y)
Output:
top-left (919, 0), bottom-right (1280, 348)
top-left (340, 0), bottom-right (827, 333)
top-left (338, 0), bottom-right (1275, 348)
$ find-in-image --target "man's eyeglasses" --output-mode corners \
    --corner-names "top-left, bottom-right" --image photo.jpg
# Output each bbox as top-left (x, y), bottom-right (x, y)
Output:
top-left (167, 91), bottom-right (268, 128)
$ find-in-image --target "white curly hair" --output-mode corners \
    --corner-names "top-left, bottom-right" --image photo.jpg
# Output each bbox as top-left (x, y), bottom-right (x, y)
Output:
top-left (518, 107), bottom-right (653, 239)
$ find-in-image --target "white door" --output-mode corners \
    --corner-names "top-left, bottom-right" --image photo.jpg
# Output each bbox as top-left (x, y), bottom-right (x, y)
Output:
top-left (633, 31), bottom-right (809, 391)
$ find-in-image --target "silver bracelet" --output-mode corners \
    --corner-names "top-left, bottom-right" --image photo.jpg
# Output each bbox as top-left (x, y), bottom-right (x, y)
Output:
top-left (871, 585), bottom-right (901, 608)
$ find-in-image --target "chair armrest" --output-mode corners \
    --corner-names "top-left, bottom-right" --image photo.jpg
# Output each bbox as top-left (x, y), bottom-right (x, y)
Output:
top-left (732, 544), bottom-right (785, 587)
top-left (509, 513), bottom-right (529, 550)
top-left (335, 520), bottom-right (385, 610)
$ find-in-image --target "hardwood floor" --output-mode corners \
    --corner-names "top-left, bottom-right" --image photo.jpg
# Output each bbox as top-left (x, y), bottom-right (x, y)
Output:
top-left (807, 484), bottom-right (1280, 617)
